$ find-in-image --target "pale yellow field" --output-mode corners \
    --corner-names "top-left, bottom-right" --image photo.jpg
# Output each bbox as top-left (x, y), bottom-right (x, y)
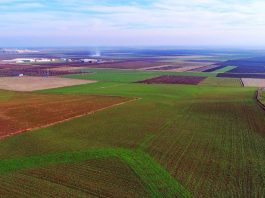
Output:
top-left (242, 78), bottom-right (265, 87)
top-left (0, 76), bottom-right (96, 91)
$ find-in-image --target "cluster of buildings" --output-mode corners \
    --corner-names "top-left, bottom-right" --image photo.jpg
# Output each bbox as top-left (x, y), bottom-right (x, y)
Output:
top-left (3, 58), bottom-right (103, 64)
top-left (4, 58), bottom-right (65, 64)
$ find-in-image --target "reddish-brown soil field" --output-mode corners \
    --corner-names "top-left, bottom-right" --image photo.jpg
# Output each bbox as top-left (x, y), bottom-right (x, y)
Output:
top-left (0, 91), bottom-right (129, 139)
top-left (138, 75), bottom-right (206, 85)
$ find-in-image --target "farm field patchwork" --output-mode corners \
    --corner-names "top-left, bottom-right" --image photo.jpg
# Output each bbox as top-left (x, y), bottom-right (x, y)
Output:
top-left (0, 76), bottom-right (95, 91)
top-left (0, 80), bottom-right (264, 197)
top-left (62, 59), bottom-right (216, 70)
top-left (144, 64), bottom-right (214, 72)
top-left (65, 68), bottom-right (216, 83)
top-left (161, 66), bottom-right (208, 72)
top-left (218, 56), bottom-right (265, 73)
top-left (199, 77), bottom-right (242, 87)
top-left (78, 60), bottom-right (170, 69)
top-left (0, 89), bottom-right (129, 139)
top-left (138, 75), bottom-right (206, 85)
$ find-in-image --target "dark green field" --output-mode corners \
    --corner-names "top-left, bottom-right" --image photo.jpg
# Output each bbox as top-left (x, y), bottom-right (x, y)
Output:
top-left (0, 69), bottom-right (265, 197)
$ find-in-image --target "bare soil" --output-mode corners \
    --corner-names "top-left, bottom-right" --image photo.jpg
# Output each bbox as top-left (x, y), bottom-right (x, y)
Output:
top-left (0, 76), bottom-right (96, 91)
top-left (241, 78), bottom-right (265, 87)
top-left (0, 91), bottom-right (129, 139)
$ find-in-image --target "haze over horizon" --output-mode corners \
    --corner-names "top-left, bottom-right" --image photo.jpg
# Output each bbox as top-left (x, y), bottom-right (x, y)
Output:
top-left (1, 0), bottom-right (265, 47)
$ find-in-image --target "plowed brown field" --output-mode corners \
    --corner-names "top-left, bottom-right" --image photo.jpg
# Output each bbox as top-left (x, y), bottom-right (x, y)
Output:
top-left (0, 90), bottom-right (129, 139)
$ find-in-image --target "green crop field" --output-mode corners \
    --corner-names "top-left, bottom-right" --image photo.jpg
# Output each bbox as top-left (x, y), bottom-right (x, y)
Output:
top-left (0, 157), bottom-right (149, 197)
top-left (199, 77), bottom-right (242, 87)
top-left (212, 66), bottom-right (237, 73)
top-left (0, 90), bottom-right (16, 102)
top-left (65, 68), bottom-right (216, 83)
top-left (0, 69), bottom-right (265, 197)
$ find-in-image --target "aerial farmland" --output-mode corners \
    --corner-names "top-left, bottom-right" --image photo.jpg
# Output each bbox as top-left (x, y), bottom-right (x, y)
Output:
top-left (0, 48), bottom-right (265, 197)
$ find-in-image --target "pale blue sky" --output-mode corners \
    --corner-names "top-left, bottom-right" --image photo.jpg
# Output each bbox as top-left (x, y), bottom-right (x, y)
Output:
top-left (1, 0), bottom-right (265, 47)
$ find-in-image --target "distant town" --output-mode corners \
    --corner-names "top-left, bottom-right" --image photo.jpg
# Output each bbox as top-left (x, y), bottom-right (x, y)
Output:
top-left (0, 48), bottom-right (39, 54)
top-left (3, 58), bottom-right (101, 64)
top-left (0, 48), bottom-right (108, 64)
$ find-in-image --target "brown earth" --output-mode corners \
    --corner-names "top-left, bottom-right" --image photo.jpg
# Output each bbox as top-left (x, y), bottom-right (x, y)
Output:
top-left (0, 90), bottom-right (130, 139)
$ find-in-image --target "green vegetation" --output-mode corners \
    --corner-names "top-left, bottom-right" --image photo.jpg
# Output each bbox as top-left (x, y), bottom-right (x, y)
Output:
top-left (0, 69), bottom-right (265, 197)
top-left (65, 68), bottom-right (216, 83)
top-left (212, 66), bottom-right (237, 73)
top-left (0, 148), bottom-right (191, 197)
top-left (0, 90), bottom-right (16, 102)
top-left (199, 77), bottom-right (242, 87)
top-left (0, 158), bottom-right (149, 197)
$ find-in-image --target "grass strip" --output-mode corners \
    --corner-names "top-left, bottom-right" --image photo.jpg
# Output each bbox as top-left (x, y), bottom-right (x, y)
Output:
top-left (212, 66), bottom-right (237, 73)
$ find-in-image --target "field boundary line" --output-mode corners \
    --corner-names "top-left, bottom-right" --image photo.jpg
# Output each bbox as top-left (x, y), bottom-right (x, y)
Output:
top-left (255, 88), bottom-right (265, 111)
top-left (0, 97), bottom-right (142, 140)
top-left (240, 78), bottom-right (245, 87)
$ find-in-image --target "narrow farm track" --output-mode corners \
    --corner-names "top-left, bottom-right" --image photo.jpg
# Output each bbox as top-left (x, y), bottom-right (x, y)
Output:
top-left (0, 148), bottom-right (191, 198)
top-left (255, 88), bottom-right (265, 110)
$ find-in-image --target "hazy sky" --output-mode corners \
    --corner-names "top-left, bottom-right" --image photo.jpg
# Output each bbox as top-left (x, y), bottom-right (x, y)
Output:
top-left (1, 0), bottom-right (265, 47)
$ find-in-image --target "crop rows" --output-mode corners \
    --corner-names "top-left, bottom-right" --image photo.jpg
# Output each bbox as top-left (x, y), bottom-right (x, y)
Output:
top-left (0, 158), bottom-right (149, 197)
top-left (1, 74), bottom-right (265, 197)
top-left (35, 82), bottom-right (265, 197)
top-left (0, 148), bottom-right (191, 198)
top-left (146, 90), bottom-right (265, 197)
